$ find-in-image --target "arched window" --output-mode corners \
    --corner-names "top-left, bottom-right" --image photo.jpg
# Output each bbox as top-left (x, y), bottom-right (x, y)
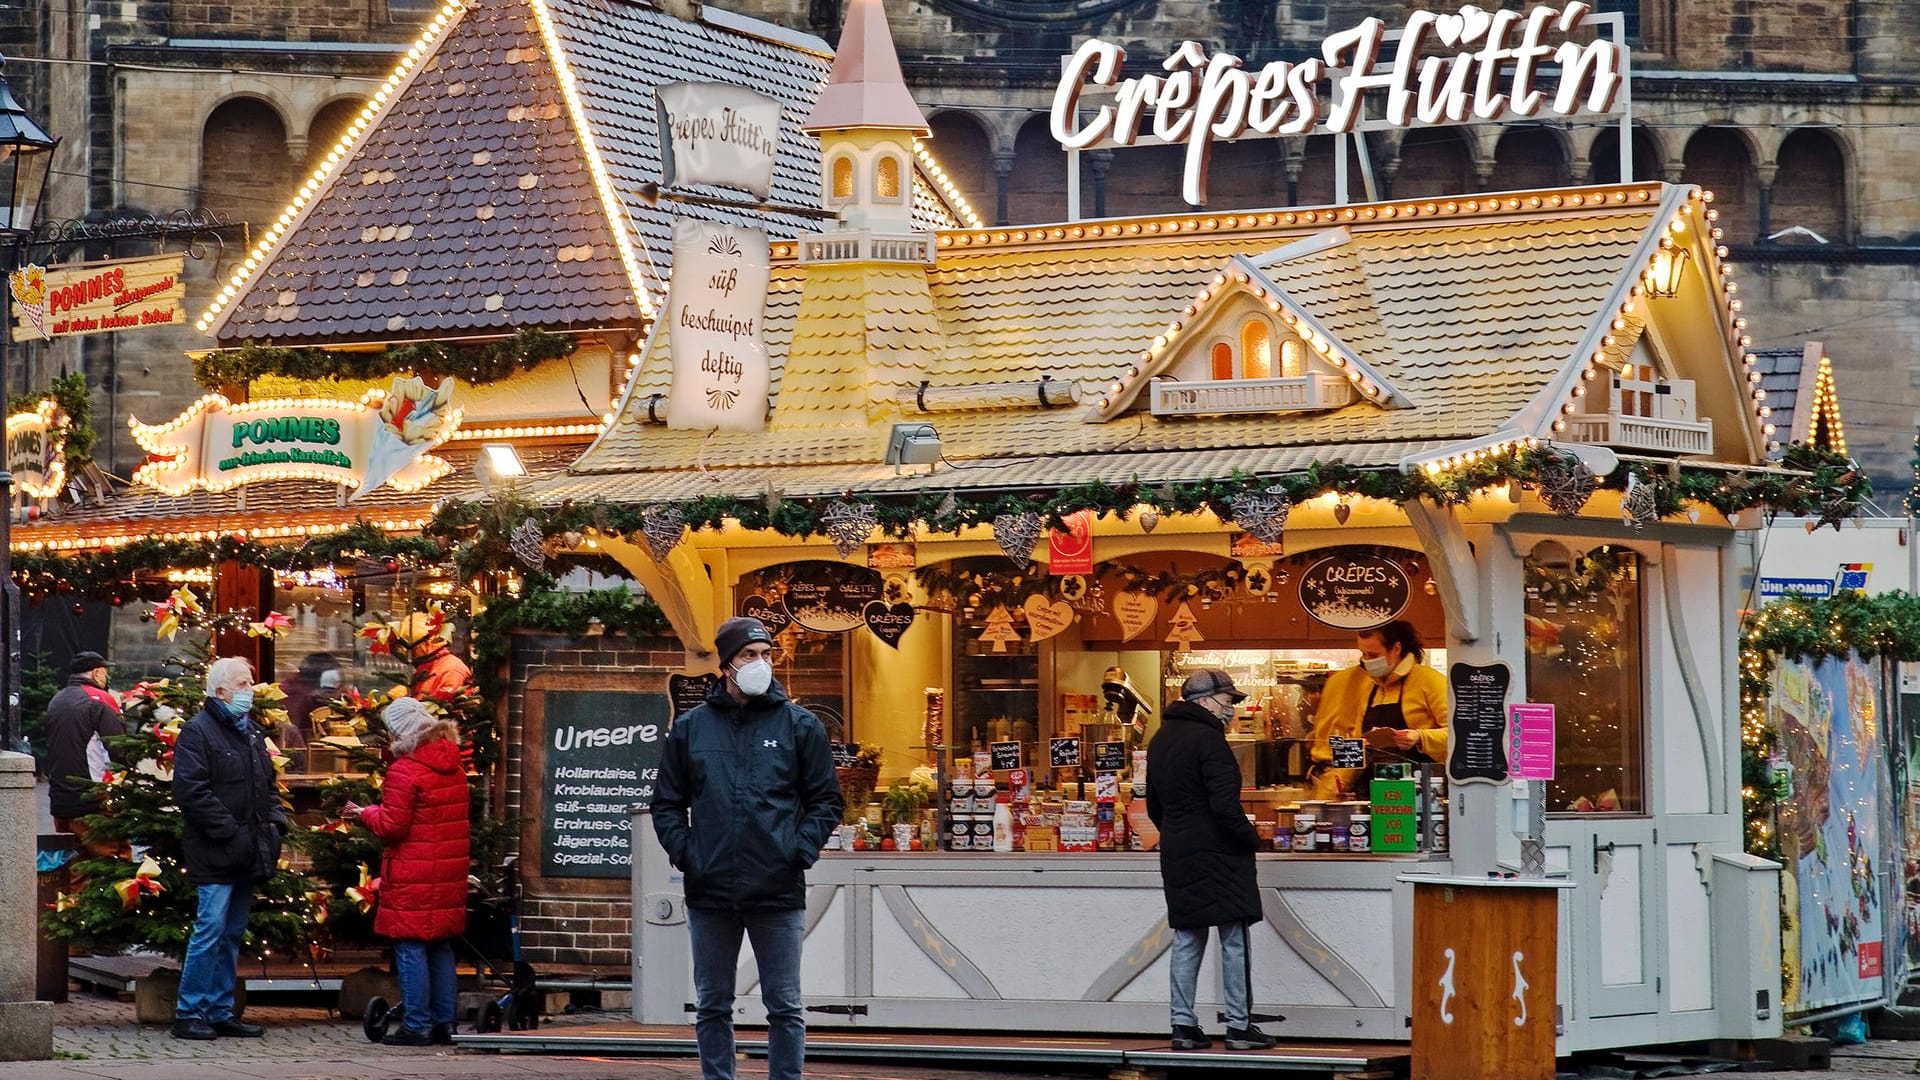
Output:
top-left (1210, 342), bottom-right (1234, 381)
top-left (875, 155), bottom-right (902, 200)
top-left (1680, 127), bottom-right (1758, 242)
top-left (1490, 126), bottom-right (1566, 191)
top-left (830, 155), bottom-right (855, 200)
top-left (200, 98), bottom-right (293, 222)
top-left (1241, 319), bottom-right (1272, 379)
top-left (1280, 339), bottom-right (1304, 378)
top-left (1771, 128), bottom-right (1847, 244)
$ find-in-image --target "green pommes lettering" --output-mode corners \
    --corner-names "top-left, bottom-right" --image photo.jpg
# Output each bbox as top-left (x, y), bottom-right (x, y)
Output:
top-left (230, 416), bottom-right (343, 448)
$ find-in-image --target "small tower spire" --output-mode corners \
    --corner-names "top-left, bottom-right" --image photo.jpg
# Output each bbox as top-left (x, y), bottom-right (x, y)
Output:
top-left (802, 0), bottom-right (927, 231)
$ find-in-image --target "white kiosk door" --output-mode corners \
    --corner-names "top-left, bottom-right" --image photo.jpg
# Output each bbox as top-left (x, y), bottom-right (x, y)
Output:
top-left (1566, 817), bottom-right (1662, 1018)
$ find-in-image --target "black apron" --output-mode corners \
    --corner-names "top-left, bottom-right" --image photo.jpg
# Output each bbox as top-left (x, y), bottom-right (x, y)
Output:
top-left (1361, 683), bottom-right (1432, 766)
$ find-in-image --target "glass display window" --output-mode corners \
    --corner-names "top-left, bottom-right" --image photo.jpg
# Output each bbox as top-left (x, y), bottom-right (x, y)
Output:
top-left (1524, 542), bottom-right (1647, 815)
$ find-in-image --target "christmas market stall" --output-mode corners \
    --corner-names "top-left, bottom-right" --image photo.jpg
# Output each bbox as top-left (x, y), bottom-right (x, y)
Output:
top-left (23, 0), bottom-right (974, 980)
top-left (484, 1), bottom-right (1874, 1052)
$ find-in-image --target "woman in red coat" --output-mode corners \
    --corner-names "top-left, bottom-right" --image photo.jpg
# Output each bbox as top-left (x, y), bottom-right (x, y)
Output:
top-left (345, 696), bottom-right (470, 1046)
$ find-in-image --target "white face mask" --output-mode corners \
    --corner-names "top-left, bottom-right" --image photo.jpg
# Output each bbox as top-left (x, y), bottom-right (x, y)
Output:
top-left (732, 658), bottom-right (774, 697)
top-left (1361, 655), bottom-right (1393, 679)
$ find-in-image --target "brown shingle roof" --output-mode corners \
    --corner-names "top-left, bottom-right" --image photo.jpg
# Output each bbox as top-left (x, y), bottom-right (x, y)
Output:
top-left (211, 0), bottom-right (969, 347)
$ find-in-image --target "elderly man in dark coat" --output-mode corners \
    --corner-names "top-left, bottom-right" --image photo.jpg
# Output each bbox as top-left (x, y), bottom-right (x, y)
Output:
top-left (1146, 668), bottom-right (1278, 1051)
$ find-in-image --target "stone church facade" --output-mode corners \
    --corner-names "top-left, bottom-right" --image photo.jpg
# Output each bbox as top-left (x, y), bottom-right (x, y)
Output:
top-left (9, 0), bottom-right (1918, 489)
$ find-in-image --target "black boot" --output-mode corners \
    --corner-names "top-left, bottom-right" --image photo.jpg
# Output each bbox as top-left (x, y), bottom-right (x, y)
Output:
top-left (170, 1018), bottom-right (217, 1041)
top-left (382, 1027), bottom-right (435, 1047)
top-left (429, 1023), bottom-right (455, 1045)
top-left (1225, 1024), bottom-right (1277, 1050)
top-left (1171, 1024), bottom-right (1212, 1050)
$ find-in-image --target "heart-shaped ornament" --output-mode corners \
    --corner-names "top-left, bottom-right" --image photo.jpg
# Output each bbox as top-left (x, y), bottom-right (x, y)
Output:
top-left (740, 593), bottom-right (792, 636)
top-left (862, 601), bottom-right (916, 648)
top-left (1113, 590), bottom-right (1158, 642)
top-left (1457, 5), bottom-right (1493, 44)
top-left (1022, 594), bottom-right (1076, 642)
top-left (1431, 12), bottom-right (1464, 46)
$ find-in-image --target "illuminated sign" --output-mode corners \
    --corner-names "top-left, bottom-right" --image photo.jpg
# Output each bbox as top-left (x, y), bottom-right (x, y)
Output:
top-left (1051, 2), bottom-right (1627, 205)
top-left (5, 398), bottom-right (70, 499)
top-left (130, 376), bottom-right (460, 498)
top-left (9, 254), bottom-right (188, 342)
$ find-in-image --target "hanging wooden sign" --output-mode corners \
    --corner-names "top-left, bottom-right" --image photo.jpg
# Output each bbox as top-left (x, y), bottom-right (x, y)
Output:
top-left (654, 82), bottom-right (782, 198)
top-left (1298, 549), bottom-right (1411, 630)
top-left (10, 253), bottom-right (188, 342)
top-left (1022, 594), bottom-right (1075, 642)
top-left (862, 601), bottom-right (915, 648)
top-left (780, 561), bottom-right (884, 633)
top-left (664, 219), bottom-right (771, 431)
top-left (1113, 590), bottom-right (1158, 642)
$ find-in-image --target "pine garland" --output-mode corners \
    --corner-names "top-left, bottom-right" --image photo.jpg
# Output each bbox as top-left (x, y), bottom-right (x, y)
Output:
top-left (194, 328), bottom-right (578, 389)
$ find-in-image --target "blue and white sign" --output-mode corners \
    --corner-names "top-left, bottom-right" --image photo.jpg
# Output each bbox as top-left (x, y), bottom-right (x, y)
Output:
top-left (1759, 577), bottom-right (1835, 600)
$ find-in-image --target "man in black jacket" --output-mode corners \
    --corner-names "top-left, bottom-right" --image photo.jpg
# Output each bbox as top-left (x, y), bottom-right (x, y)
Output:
top-left (653, 617), bottom-right (843, 1080)
top-left (170, 656), bottom-right (288, 1041)
top-left (1146, 668), bottom-right (1277, 1051)
top-left (45, 652), bottom-right (124, 855)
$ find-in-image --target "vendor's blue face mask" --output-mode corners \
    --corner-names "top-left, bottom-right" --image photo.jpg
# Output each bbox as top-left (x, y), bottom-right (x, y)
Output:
top-left (228, 689), bottom-right (255, 722)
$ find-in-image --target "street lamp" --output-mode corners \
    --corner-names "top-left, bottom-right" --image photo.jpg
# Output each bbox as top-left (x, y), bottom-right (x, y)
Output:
top-left (0, 55), bottom-right (56, 754)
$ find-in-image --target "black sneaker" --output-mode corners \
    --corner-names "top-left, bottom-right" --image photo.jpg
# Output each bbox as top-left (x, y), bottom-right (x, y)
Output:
top-left (382, 1027), bottom-right (435, 1047)
top-left (1170, 1024), bottom-right (1212, 1050)
top-left (1225, 1024), bottom-right (1277, 1050)
top-left (429, 1023), bottom-right (455, 1046)
top-left (210, 1018), bottom-right (264, 1038)
top-left (170, 1018), bottom-right (218, 1041)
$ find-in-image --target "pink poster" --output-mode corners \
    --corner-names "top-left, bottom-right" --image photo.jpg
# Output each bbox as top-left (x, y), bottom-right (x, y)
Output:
top-left (1508, 703), bottom-right (1556, 781)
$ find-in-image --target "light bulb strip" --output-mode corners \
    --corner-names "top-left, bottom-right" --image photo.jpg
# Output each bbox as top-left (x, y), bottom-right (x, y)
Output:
top-left (13, 515), bottom-right (436, 554)
top-left (912, 141), bottom-right (983, 231)
top-left (527, 0), bottom-right (658, 321)
top-left (197, 1), bottom-right (470, 337)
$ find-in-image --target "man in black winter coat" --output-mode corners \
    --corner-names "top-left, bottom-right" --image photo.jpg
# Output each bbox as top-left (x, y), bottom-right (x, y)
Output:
top-left (45, 652), bottom-right (125, 854)
top-left (1146, 668), bottom-right (1278, 1051)
top-left (653, 616), bottom-right (843, 1080)
top-left (169, 656), bottom-right (288, 1042)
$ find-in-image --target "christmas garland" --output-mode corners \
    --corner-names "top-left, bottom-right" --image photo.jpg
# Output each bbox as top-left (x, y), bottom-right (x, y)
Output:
top-left (1522, 545), bottom-right (1634, 606)
top-left (194, 328), bottom-right (578, 389)
top-left (1739, 591), bottom-right (1920, 860)
top-left (458, 442), bottom-right (1868, 550)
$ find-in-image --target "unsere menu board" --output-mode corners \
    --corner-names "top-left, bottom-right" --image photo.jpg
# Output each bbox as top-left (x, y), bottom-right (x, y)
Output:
top-left (541, 689), bottom-right (671, 879)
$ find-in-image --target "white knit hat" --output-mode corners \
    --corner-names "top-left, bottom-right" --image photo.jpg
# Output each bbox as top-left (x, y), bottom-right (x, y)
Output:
top-left (383, 695), bottom-right (443, 754)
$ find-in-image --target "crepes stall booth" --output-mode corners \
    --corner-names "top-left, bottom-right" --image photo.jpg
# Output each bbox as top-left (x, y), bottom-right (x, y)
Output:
top-left (504, 0), bottom-right (1867, 1054)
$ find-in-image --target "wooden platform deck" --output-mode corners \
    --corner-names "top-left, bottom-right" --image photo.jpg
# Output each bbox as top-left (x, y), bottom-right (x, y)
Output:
top-left (455, 1022), bottom-right (1411, 1076)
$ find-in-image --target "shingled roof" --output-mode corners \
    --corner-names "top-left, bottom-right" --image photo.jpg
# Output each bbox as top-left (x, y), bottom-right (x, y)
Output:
top-left (207, 0), bottom-right (973, 347)
top-left (1752, 342), bottom-right (1846, 460)
top-left (534, 182), bottom-right (1761, 506)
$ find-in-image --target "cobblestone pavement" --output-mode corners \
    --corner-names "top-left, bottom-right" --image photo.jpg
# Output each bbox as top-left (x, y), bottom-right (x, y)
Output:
top-left (20, 988), bottom-right (1920, 1079)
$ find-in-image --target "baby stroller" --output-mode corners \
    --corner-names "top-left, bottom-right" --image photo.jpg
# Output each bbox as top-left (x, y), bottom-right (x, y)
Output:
top-left (363, 856), bottom-right (540, 1040)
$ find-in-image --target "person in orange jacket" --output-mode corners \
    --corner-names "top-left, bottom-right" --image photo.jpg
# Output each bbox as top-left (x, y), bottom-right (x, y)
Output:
top-left (393, 611), bottom-right (471, 697)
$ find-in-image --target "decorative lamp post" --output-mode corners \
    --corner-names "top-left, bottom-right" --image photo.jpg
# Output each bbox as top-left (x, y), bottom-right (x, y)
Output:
top-left (0, 56), bottom-right (56, 753)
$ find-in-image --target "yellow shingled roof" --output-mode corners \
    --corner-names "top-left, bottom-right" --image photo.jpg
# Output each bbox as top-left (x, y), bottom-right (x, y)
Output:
top-left (570, 183), bottom-right (1682, 492)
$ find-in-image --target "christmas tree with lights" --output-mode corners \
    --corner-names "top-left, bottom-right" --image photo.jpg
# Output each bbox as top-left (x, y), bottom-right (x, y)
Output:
top-left (42, 588), bottom-right (324, 961)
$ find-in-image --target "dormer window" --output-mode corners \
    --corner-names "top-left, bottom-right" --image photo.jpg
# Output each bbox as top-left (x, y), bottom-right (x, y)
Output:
top-left (1152, 311), bottom-right (1358, 416)
top-left (1563, 363), bottom-right (1713, 455)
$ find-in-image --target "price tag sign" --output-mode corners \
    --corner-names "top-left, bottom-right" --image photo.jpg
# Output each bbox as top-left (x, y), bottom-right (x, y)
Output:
top-left (989, 741), bottom-right (1022, 771)
top-left (830, 742), bottom-right (859, 769)
top-left (1329, 736), bottom-right (1367, 769)
top-left (1049, 736), bottom-right (1082, 768)
top-left (1093, 741), bottom-right (1126, 772)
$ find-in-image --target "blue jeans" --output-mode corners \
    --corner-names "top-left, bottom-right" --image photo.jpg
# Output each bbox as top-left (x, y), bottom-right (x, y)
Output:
top-left (393, 939), bottom-right (458, 1034)
top-left (688, 906), bottom-right (806, 1080)
top-left (176, 883), bottom-right (253, 1023)
top-left (1170, 922), bottom-right (1251, 1030)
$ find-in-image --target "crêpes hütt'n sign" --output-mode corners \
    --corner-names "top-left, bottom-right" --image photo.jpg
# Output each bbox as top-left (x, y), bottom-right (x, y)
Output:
top-left (128, 375), bottom-right (460, 499)
top-left (654, 82), bottom-right (783, 199)
top-left (1051, 2), bottom-right (1627, 205)
top-left (8, 253), bottom-right (188, 342)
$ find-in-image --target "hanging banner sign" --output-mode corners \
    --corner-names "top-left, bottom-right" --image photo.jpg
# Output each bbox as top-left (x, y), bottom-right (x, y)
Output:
top-left (1051, 2), bottom-right (1627, 205)
top-left (129, 375), bottom-right (460, 499)
top-left (1049, 510), bottom-right (1094, 575)
top-left (10, 254), bottom-right (188, 342)
top-left (655, 82), bottom-right (783, 198)
top-left (5, 398), bottom-right (70, 499)
top-left (665, 219), bottom-right (771, 432)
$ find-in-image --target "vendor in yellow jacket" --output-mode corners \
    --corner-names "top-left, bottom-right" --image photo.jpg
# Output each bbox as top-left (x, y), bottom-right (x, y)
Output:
top-left (1307, 619), bottom-right (1449, 798)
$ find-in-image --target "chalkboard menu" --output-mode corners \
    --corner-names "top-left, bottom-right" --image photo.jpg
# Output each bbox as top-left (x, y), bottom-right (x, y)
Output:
top-left (1093, 741), bottom-right (1126, 772)
top-left (1329, 736), bottom-right (1367, 769)
top-left (1050, 736), bottom-right (1082, 768)
top-left (1445, 662), bottom-right (1512, 784)
top-left (541, 689), bottom-right (670, 879)
top-left (668, 673), bottom-right (719, 725)
top-left (989, 741), bottom-right (1022, 771)
top-left (780, 561), bottom-right (884, 633)
top-left (830, 742), bottom-right (860, 768)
